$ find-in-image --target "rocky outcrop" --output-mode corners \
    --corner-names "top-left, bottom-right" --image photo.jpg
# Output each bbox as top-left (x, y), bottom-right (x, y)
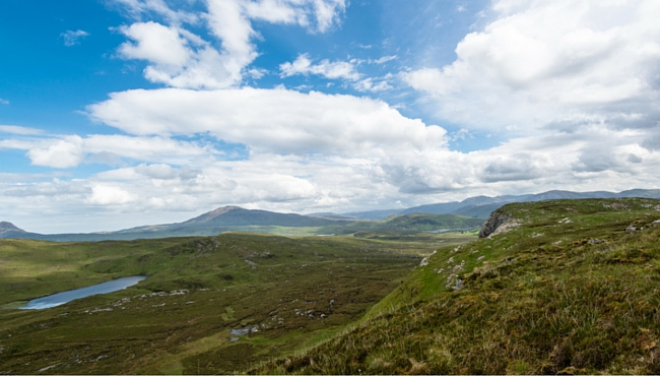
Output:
top-left (478, 211), bottom-right (515, 238)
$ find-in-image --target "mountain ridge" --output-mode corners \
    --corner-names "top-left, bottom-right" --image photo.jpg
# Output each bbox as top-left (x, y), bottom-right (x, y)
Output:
top-left (3, 189), bottom-right (660, 241)
top-left (343, 188), bottom-right (660, 220)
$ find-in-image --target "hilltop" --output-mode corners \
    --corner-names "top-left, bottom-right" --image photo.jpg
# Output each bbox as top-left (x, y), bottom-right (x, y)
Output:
top-left (255, 198), bottom-right (660, 374)
top-left (0, 221), bottom-right (25, 237)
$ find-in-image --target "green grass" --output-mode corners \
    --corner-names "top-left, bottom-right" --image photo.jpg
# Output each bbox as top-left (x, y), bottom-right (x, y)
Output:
top-left (253, 198), bottom-right (660, 375)
top-left (0, 231), bottom-right (474, 374)
top-left (317, 213), bottom-right (483, 235)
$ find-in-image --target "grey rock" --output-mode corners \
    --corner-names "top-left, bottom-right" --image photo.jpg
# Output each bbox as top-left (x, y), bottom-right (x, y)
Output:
top-left (478, 211), bottom-right (512, 238)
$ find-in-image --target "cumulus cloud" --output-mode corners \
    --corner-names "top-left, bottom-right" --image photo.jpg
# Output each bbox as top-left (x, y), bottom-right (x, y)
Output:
top-left (113, 0), bottom-right (347, 88)
top-left (87, 87), bottom-right (446, 156)
top-left (86, 185), bottom-right (136, 205)
top-left (117, 21), bottom-right (240, 89)
top-left (26, 136), bottom-right (85, 168)
top-left (404, 0), bottom-right (660, 134)
top-left (61, 30), bottom-right (89, 46)
top-left (280, 54), bottom-right (360, 80)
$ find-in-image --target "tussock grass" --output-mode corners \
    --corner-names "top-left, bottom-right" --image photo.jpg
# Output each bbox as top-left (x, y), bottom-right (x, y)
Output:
top-left (253, 198), bottom-right (660, 374)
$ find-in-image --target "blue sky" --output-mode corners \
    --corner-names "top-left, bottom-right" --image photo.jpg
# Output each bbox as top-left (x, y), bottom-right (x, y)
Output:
top-left (1, 0), bottom-right (660, 233)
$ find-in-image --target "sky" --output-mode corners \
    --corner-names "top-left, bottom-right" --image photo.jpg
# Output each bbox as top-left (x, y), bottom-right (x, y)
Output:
top-left (1, 0), bottom-right (660, 233)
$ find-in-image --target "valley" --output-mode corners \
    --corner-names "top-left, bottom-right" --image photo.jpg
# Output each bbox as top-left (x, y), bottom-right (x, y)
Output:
top-left (0, 231), bottom-right (474, 374)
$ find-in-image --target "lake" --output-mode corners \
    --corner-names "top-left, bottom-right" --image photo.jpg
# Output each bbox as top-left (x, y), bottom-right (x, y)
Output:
top-left (20, 275), bottom-right (147, 310)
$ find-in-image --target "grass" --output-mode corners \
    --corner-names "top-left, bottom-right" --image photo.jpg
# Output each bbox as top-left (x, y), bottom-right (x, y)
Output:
top-left (253, 198), bottom-right (660, 375)
top-left (0, 231), bottom-right (473, 374)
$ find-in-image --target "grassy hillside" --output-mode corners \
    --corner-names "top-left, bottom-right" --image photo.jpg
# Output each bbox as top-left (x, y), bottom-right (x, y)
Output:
top-left (254, 198), bottom-right (660, 374)
top-left (0, 231), bottom-right (474, 374)
top-left (318, 213), bottom-right (483, 235)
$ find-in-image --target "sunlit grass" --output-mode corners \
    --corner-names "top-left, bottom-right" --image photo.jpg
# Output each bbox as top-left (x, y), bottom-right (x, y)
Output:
top-left (254, 198), bottom-right (660, 375)
top-left (0, 231), bottom-right (473, 374)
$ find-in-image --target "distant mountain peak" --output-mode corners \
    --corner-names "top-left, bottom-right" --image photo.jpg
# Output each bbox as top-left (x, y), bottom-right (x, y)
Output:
top-left (0, 221), bottom-right (26, 234)
top-left (183, 206), bottom-right (246, 224)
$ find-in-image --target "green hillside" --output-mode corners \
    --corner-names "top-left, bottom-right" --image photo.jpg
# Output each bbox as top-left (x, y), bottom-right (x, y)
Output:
top-left (255, 198), bottom-right (660, 374)
top-left (318, 213), bottom-right (483, 235)
top-left (0, 231), bottom-right (474, 374)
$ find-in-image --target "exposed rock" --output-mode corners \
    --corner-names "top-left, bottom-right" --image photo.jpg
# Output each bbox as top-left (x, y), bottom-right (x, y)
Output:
top-left (452, 278), bottom-right (463, 290)
top-left (626, 224), bottom-right (637, 232)
top-left (479, 210), bottom-right (520, 238)
top-left (588, 238), bottom-right (605, 245)
top-left (479, 211), bottom-right (510, 238)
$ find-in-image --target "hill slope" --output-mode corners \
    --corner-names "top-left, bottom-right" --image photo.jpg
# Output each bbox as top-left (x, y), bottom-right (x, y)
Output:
top-left (316, 213), bottom-right (483, 236)
top-left (255, 198), bottom-right (660, 374)
top-left (0, 206), bottom-right (354, 242)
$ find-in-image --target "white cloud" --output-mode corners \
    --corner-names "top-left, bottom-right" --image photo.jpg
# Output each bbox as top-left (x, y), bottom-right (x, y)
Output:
top-left (118, 22), bottom-right (239, 89)
top-left (113, 0), bottom-right (347, 88)
top-left (247, 67), bottom-right (268, 79)
top-left (4, 122), bottom-right (660, 233)
top-left (404, 0), bottom-right (660, 135)
top-left (0, 125), bottom-right (43, 135)
top-left (280, 54), bottom-right (360, 80)
top-left (26, 136), bottom-right (85, 168)
top-left (5, 122), bottom-right (659, 232)
top-left (87, 87), bottom-right (445, 156)
top-left (0, 98), bottom-right (9, 105)
top-left (353, 77), bottom-right (392, 92)
top-left (370, 55), bottom-right (397, 64)
top-left (118, 22), bottom-right (190, 66)
top-left (61, 30), bottom-right (89, 46)
top-left (0, 134), bottom-right (217, 169)
top-left (86, 185), bottom-right (136, 205)
top-left (111, 0), bottom-right (199, 25)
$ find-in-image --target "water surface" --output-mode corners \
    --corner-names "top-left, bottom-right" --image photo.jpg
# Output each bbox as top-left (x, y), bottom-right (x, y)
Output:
top-left (20, 275), bottom-right (147, 310)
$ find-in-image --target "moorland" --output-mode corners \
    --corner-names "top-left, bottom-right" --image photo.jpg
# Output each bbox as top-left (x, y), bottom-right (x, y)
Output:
top-left (0, 229), bottom-right (473, 374)
top-left (2, 196), bottom-right (660, 374)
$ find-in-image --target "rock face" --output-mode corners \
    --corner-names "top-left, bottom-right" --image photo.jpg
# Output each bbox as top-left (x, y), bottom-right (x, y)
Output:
top-left (478, 211), bottom-right (512, 238)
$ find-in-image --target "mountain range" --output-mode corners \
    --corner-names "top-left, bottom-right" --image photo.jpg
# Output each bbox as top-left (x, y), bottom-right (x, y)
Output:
top-left (340, 188), bottom-right (660, 219)
top-left (2, 188), bottom-right (659, 242)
